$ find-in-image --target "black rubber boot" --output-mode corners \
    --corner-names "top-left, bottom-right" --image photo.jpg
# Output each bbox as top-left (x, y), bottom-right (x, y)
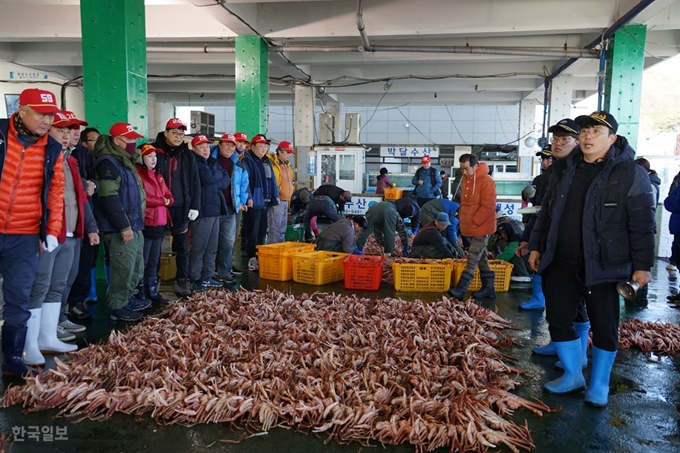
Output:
top-left (472, 270), bottom-right (496, 299)
top-left (2, 324), bottom-right (37, 378)
top-left (448, 271), bottom-right (474, 300)
top-left (147, 277), bottom-right (169, 304)
top-left (134, 279), bottom-right (148, 301)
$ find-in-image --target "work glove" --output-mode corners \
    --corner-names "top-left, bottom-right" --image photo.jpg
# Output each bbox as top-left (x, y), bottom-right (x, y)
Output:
top-left (412, 226), bottom-right (420, 235)
top-left (45, 234), bottom-right (58, 253)
top-left (402, 245), bottom-right (409, 257)
top-left (188, 209), bottom-right (199, 221)
top-left (353, 246), bottom-right (364, 255)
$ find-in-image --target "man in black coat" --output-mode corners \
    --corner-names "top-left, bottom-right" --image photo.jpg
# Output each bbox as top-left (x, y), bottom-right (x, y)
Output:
top-left (313, 184), bottom-right (351, 213)
top-left (151, 118), bottom-right (201, 297)
top-left (528, 111), bottom-right (654, 407)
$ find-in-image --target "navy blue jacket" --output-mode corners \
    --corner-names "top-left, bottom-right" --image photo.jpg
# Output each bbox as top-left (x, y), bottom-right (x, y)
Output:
top-left (0, 119), bottom-right (62, 242)
top-left (193, 153), bottom-right (230, 218)
top-left (529, 136), bottom-right (655, 285)
top-left (242, 150), bottom-right (278, 210)
top-left (664, 185), bottom-right (680, 235)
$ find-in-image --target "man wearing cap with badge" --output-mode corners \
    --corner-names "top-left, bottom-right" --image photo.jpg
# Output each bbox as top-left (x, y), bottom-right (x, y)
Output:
top-left (21, 111), bottom-right (100, 367)
top-left (316, 215), bottom-right (368, 254)
top-left (267, 140), bottom-right (295, 244)
top-left (242, 134), bottom-right (279, 271)
top-left (528, 111), bottom-right (654, 407)
top-left (0, 88), bottom-right (65, 377)
top-left (152, 118), bottom-right (201, 297)
top-left (215, 133), bottom-right (250, 284)
top-left (411, 212), bottom-right (462, 259)
top-left (412, 155), bottom-right (442, 207)
top-left (93, 122), bottom-right (148, 322)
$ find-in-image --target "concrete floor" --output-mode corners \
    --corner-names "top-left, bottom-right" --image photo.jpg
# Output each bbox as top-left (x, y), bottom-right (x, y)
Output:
top-left (1, 253), bottom-right (680, 453)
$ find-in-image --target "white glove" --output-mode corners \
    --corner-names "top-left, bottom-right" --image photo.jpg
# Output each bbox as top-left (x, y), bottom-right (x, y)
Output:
top-left (45, 234), bottom-right (58, 253)
top-left (188, 209), bottom-right (199, 221)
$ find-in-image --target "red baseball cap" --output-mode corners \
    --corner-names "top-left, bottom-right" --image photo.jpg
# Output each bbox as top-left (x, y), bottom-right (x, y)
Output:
top-left (277, 141), bottom-right (294, 154)
top-left (233, 132), bottom-right (249, 142)
top-left (19, 88), bottom-right (59, 114)
top-left (109, 122), bottom-right (143, 139)
top-left (220, 134), bottom-right (237, 144)
top-left (139, 144), bottom-right (161, 156)
top-left (165, 118), bottom-right (187, 131)
top-left (421, 155), bottom-right (431, 164)
top-left (62, 110), bottom-right (88, 128)
top-left (52, 111), bottom-right (78, 128)
top-left (191, 134), bottom-right (211, 146)
top-left (251, 134), bottom-right (270, 145)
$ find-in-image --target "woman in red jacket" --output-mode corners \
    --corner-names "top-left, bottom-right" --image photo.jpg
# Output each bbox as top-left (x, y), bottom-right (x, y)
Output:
top-left (137, 144), bottom-right (173, 304)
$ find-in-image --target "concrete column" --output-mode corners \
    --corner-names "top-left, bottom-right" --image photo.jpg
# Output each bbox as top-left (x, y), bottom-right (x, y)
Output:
top-left (548, 74), bottom-right (573, 126)
top-left (605, 25), bottom-right (646, 149)
top-left (294, 85), bottom-right (315, 187)
top-left (235, 36), bottom-right (269, 137)
top-left (80, 0), bottom-right (148, 138)
top-left (518, 99), bottom-right (538, 176)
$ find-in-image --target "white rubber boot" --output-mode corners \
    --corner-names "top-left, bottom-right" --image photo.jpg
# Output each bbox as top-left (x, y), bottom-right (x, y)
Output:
top-left (23, 308), bottom-right (45, 366)
top-left (38, 303), bottom-right (78, 354)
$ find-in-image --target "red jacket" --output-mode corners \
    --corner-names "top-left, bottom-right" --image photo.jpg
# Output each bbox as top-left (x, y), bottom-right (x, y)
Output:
top-left (137, 164), bottom-right (173, 227)
top-left (57, 156), bottom-right (88, 242)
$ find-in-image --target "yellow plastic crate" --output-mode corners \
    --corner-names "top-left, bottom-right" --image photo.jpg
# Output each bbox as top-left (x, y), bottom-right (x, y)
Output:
top-left (293, 251), bottom-right (349, 285)
top-left (451, 259), bottom-right (514, 292)
top-left (383, 187), bottom-right (403, 200)
top-left (257, 242), bottom-right (316, 281)
top-left (392, 259), bottom-right (454, 292)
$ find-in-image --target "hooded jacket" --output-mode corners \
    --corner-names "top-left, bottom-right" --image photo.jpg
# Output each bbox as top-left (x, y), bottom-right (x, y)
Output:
top-left (664, 185), bottom-right (680, 235)
top-left (217, 152), bottom-right (249, 213)
top-left (136, 163), bottom-right (173, 227)
top-left (267, 153), bottom-right (294, 201)
top-left (529, 136), bottom-right (655, 285)
top-left (411, 166), bottom-right (442, 199)
top-left (0, 117), bottom-right (65, 241)
top-left (242, 149), bottom-right (278, 210)
top-left (152, 132), bottom-right (201, 218)
top-left (93, 135), bottom-right (146, 233)
top-left (193, 153), bottom-right (230, 218)
top-left (420, 198), bottom-right (460, 245)
top-left (458, 162), bottom-right (496, 236)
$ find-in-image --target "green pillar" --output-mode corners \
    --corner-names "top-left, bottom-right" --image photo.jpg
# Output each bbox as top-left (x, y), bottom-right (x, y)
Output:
top-left (80, 0), bottom-right (148, 139)
top-left (235, 36), bottom-right (269, 137)
top-left (604, 25), bottom-right (646, 149)
top-left (80, 0), bottom-right (148, 283)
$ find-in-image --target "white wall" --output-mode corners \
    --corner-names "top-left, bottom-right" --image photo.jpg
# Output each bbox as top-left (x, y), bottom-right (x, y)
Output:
top-left (0, 62), bottom-right (83, 119)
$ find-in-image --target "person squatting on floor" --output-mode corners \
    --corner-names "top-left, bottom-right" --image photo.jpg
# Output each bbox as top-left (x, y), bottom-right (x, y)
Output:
top-left (529, 111), bottom-right (655, 407)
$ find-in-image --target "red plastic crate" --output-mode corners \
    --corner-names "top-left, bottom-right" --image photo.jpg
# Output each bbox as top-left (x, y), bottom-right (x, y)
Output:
top-left (343, 255), bottom-right (385, 291)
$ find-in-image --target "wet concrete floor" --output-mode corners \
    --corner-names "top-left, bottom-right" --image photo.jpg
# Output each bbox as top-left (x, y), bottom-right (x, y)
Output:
top-left (1, 255), bottom-right (679, 453)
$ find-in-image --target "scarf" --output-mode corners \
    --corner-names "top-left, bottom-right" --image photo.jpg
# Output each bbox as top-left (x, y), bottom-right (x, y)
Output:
top-left (13, 113), bottom-right (42, 144)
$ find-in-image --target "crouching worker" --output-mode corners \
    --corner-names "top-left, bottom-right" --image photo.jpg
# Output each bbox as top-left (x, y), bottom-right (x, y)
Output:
top-left (411, 212), bottom-right (463, 259)
top-left (316, 215), bottom-right (368, 254)
top-left (494, 222), bottom-right (532, 283)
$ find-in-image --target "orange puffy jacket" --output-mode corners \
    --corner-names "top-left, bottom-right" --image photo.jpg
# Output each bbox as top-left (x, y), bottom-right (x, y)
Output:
top-left (0, 115), bottom-right (65, 240)
top-left (458, 162), bottom-right (497, 237)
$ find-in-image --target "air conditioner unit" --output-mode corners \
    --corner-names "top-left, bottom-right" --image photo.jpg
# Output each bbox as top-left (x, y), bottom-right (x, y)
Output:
top-left (318, 113), bottom-right (335, 144)
top-left (190, 111), bottom-right (215, 138)
top-left (344, 113), bottom-right (361, 144)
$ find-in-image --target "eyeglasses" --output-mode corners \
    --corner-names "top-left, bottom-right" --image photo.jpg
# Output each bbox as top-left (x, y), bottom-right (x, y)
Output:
top-left (167, 130), bottom-right (185, 137)
top-left (579, 127), bottom-right (608, 138)
top-left (550, 136), bottom-right (575, 145)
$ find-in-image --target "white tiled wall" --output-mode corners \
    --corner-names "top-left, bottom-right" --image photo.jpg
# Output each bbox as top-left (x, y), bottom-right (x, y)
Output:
top-left (202, 104), bottom-right (519, 146)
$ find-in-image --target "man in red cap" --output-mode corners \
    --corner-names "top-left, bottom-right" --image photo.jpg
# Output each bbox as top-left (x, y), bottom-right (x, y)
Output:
top-left (0, 88), bottom-right (65, 377)
top-left (411, 154), bottom-right (442, 207)
top-left (241, 134), bottom-right (279, 271)
top-left (267, 140), bottom-right (295, 243)
top-left (93, 122), bottom-right (148, 322)
top-left (151, 118), bottom-right (201, 296)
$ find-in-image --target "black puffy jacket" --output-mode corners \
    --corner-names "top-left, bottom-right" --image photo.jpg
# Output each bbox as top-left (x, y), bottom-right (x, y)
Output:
top-left (529, 136), bottom-right (655, 285)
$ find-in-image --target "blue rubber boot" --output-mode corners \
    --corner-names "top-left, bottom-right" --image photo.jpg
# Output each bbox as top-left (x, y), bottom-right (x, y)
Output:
top-left (86, 268), bottom-right (97, 302)
top-left (532, 341), bottom-right (557, 356)
top-left (555, 321), bottom-right (590, 370)
top-left (105, 265), bottom-right (110, 286)
top-left (519, 274), bottom-right (545, 310)
top-left (543, 339), bottom-right (586, 394)
top-left (585, 347), bottom-right (617, 407)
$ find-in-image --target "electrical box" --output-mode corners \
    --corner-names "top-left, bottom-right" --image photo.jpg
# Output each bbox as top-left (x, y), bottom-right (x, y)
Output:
top-left (190, 111), bottom-right (215, 138)
top-left (318, 113), bottom-right (335, 144)
top-left (344, 113), bottom-right (361, 144)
